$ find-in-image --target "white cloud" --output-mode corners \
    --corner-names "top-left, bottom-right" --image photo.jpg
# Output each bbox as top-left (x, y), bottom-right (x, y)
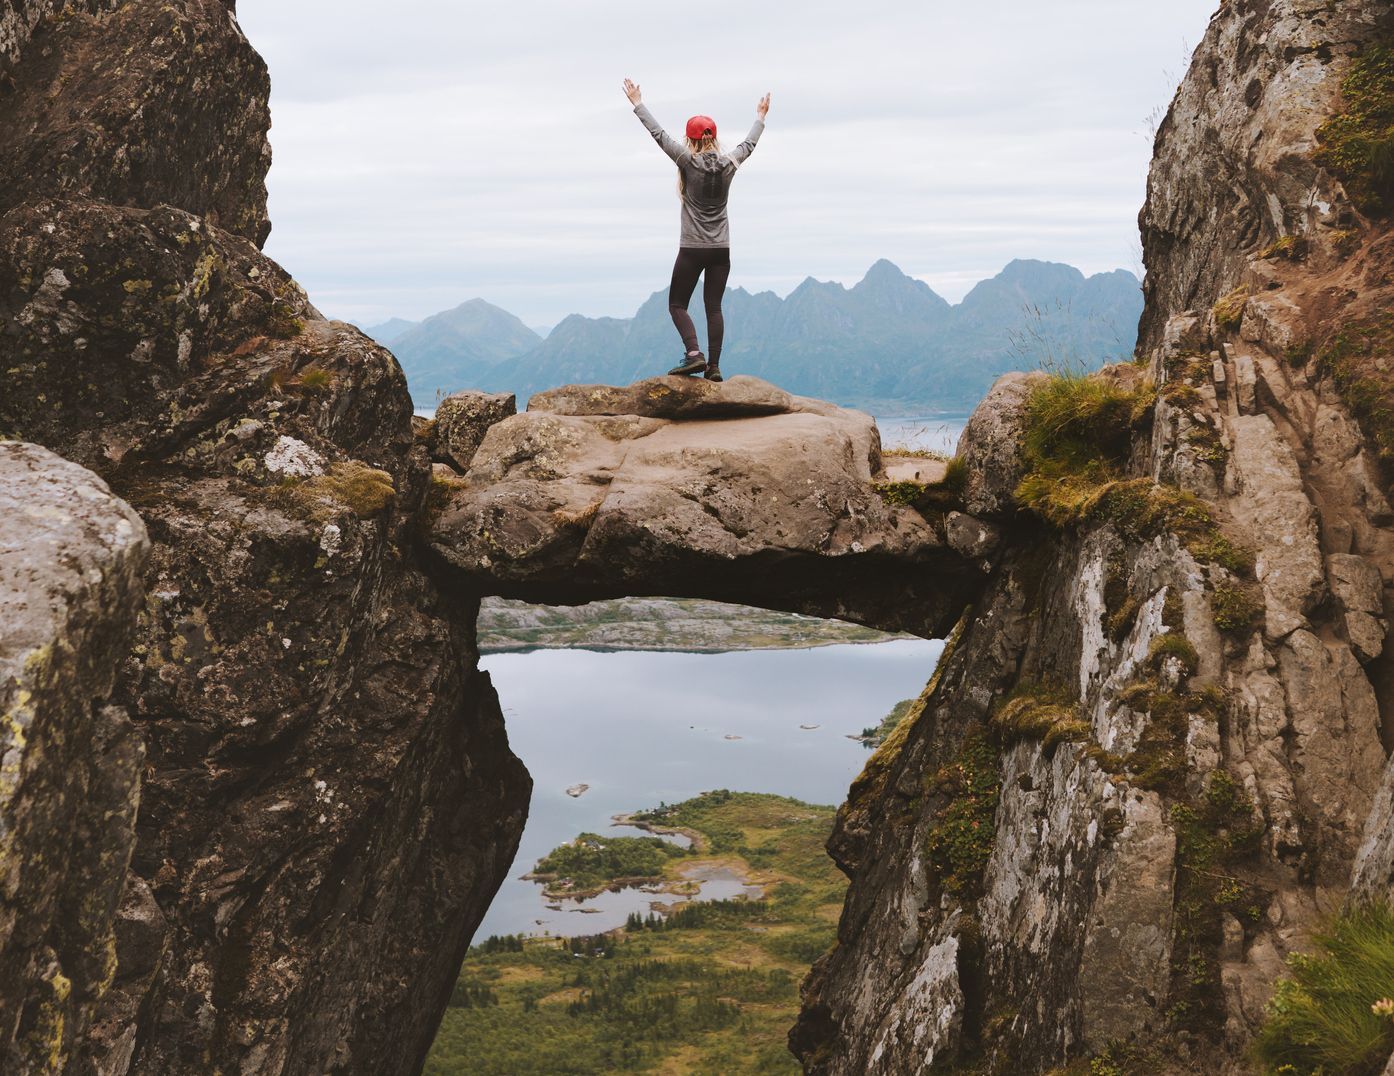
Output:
top-left (236, 0), bottom-right (1216, 325)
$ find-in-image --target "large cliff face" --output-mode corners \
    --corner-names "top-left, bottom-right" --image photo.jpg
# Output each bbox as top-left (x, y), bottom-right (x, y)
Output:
top-left (0, 3), bottom-right (530, 1073)
top-left (795, 1), bottom-right (1394, 1072)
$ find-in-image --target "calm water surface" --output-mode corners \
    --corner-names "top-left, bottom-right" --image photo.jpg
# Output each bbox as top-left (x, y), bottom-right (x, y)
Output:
top-left (475, 640), bottom-right (943, 938)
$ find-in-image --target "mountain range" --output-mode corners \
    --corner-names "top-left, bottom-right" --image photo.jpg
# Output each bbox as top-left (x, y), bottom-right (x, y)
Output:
top-left (365, 259), bottom-right (1143, 413)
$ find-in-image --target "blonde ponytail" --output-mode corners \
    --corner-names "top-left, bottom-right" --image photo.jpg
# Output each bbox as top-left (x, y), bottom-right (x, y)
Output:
top-left (677, 133), bottom-right (723, 196)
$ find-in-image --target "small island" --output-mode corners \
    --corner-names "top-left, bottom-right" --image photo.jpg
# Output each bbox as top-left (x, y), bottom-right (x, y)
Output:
top-left (849, 696), bottom-right (915, 747)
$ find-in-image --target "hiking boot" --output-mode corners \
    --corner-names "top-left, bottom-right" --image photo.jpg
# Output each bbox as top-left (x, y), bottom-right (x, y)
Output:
top-left (703, 361), bottom-right (724, 383)
top-left (668, 352), bottom-right (707, 376)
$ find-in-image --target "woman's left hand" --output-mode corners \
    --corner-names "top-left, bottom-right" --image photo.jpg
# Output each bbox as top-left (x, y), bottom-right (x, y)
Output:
top-left (757, 92), bottom-right (771, 119)
top-left (623, 78), bottom-right (643, 106)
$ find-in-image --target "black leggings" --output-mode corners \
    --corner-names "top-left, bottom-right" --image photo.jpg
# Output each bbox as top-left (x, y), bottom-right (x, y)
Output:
top-left (668, 246), bottom-right (731, 364)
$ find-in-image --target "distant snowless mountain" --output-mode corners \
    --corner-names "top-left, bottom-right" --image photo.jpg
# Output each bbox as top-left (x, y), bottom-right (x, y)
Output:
top-left (365, 259), bottom-right (1142, 413)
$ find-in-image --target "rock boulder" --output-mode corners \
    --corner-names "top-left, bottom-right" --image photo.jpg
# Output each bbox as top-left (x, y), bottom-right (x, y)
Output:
top-left (430, 380), bottom-right (984, 637)
top-left (0, 443), bottom-right (149, 1073)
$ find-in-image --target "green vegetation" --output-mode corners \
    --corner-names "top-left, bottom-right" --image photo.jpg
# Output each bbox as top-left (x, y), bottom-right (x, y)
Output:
top-left (1214, 287), bottom-right (1250, 332)
top-left (294, 365), bottom-right (334, 391)
top-left (1187, 423), bottom-right (1229, 471)
top-left (1211, 581), bottom-right (1263, 635)
top-left (989, 682), bottom-right (1089, 752)
top-left (874, 480), bottom-right (928, 507)
top-left (1013, 372), bottom-right (1256, 577)
top-left (923, 733), bottom-right (1002, 899)
top-left (1259, 235), bottom-right (1308, 261)
top-left (859, 698), bottom-right (914, 747)
top-left (875, 454), bottom-right (967, 514)
top-left (425, 792), bottom-right (844, 1074)
top-left (942, 454), bottom-right (969, 494)
top-left (1314, 39), bottom-right (1394, 215)
top-left (1316, 313), bottom-right (1394, 473)
top-left (1092, 680), bottom-right (1227, 798)
top-left (278, 461), bottom-right (396, 521)
top-left (1255, 901), bottom-right (1394, 1075)
top-left (1148, 633), bottom-right (1199, 676)
top-left (1332, 228), bottom-right (1362, 257)
top-left (1168, 772), bottom-right (1266, 1035)
top-left (532, 834), bottom-right (692, 897)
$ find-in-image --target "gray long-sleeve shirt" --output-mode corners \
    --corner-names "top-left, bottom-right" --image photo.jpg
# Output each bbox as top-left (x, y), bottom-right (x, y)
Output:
top-left (633, 103), bottom-right (763, 248)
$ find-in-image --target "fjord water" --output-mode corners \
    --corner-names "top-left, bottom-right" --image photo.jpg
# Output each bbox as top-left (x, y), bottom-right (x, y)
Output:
top-left (475, 639), bottom-right (944, 938)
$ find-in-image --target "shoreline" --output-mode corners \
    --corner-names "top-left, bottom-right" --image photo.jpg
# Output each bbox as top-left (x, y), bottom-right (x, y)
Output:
top-left (479, 636), bottom-right (915, 657)
top-left (611, 812), bottom-right (709, 853)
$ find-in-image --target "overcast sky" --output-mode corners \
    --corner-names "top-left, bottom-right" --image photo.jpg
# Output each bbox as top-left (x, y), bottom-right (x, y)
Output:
top-left (235, 0), bottom-right (1217, 328)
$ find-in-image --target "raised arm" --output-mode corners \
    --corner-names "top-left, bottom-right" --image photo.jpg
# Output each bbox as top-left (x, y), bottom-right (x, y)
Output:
top-left (623, 78), bottom-right (687, 164)
top-left (731, 92), bottom-right (771, 166)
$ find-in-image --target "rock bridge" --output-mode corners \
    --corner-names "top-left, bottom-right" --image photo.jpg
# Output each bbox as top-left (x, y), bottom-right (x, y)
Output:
top-left (426, 374), bottom-right (1010, 639)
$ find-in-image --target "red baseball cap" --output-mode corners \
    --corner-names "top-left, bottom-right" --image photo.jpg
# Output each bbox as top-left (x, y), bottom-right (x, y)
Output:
top-left (686, 114), bottom-right (717, 140)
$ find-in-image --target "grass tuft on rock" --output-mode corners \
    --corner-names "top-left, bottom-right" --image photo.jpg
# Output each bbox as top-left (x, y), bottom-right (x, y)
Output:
top-left (1013, 373), bottom-right (1259, 578)
top-left (990, 682), bottom-right (1089, 752)
top-left (1259, 235), bottom-right (1308, 261)
top-left (1313, 40), bottom-right (1394, 215)
top-left (1213, 287), bottom-right (1250, 333)
top-left (276, 462), bottom-right (396, 522)
top-left (1254, 901), bottom-right (1394, 1075)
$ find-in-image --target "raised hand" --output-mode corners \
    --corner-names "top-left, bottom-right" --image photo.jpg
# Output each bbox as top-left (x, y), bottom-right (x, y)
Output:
top-left (757, 92), bottom-right (771, 119)
top-left (623, 78), bottom-right (642, 106)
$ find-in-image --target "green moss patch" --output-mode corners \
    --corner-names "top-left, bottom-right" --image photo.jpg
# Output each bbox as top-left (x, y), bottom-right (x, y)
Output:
top-left (923, 733), bottom-right (1002, 899)
top-left (1212, 581), bottom-right (1263, 635)
top-left (1148, 633), bottom-right (1199, 676)
top-left (1314, 40), bottom-right (1394, 215)
top-left (874, 480), bottom-right (928, 507)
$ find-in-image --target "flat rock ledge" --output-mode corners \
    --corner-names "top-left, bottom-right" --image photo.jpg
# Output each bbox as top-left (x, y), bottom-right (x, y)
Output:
top-left (527, 374), bottom-right (796, 420)
top-left (429, 377), bottom-right (986, 637)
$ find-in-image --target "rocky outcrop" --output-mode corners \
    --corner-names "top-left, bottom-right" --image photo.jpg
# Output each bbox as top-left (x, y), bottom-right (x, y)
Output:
top-left (431, 390), bottom-right (517, 472)
top-left (1138, 0), bottom-right (1393, 351)
top-left (0, 0), bottom-right (271, 245)
top-left (0, 444), bottom-right (149, 1074)
top-left (793, 1), bottom-right (1394, 1072)
top-left (428, 376), bottom-right (987, 638)
top-left (0, 2), bottom-right (530, 1073)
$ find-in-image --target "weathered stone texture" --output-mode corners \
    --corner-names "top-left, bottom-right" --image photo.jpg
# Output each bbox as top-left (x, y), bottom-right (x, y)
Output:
top-left (0, 0), bottom-right (532, 1069)
top-left (429, 379), bottom-right (984, 637)
top-left (432, 389), bottom-right (517, 472)
top-left (0, 442), bottom-right (149, 1074)
top-left (1138, 0), bottom-right (1394, 350)
top-left (0, 0), bottom-right (271, 244)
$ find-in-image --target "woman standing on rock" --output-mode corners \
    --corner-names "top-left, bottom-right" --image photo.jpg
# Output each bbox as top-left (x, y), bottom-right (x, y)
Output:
top-left (623, 78), bottom-right (770, 383)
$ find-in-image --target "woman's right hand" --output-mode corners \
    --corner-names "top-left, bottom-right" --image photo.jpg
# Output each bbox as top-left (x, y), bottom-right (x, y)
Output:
top-left (623, 78), bottom-right (642, 106)
top-left (757, 92), bottom-right (771, 119)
